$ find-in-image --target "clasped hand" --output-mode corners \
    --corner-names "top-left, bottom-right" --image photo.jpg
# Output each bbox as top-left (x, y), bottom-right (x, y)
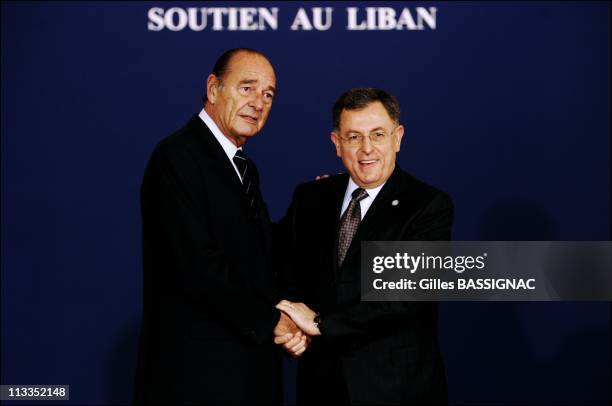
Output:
top-left (273, 300), bottom-right (320, 358)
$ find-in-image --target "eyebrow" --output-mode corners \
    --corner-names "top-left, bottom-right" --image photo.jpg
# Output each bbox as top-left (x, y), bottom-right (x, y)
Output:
top-left (346, 127), bottom-right (387, 135)
top-left (238, 79), bottom-right (276, 93)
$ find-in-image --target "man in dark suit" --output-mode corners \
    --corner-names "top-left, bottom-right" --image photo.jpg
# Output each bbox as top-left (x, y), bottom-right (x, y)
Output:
top-left (275, 88), bottom-right (453, 404)
top-left (134, 48), bottom-right (302, 404)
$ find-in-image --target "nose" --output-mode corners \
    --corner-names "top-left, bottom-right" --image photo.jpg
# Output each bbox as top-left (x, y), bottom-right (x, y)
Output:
top-left (249, 92), bottom-right (264, 111)
top-left (360, 135), bottom-right (374, 153)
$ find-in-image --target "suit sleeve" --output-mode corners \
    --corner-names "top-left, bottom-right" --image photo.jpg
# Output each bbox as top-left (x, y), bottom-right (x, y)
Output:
top-left (141, 145), bottom-right (279, 345)
top-left (272, 188), bottom-right (301, 303)
top-left (319, 192), bottom-right (454, 350)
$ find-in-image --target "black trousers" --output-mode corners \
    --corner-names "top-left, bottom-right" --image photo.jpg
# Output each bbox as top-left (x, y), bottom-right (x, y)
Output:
top-left (296, 350), bottom-right (350, 405)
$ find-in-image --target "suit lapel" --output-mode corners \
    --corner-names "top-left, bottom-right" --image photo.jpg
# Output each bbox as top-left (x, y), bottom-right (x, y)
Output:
top-left (196, 119), bottom-right (248, 203)
top-left (327, 175), bottom-right (350, 281)
top-left (193, 117), bottom-right (268, 244)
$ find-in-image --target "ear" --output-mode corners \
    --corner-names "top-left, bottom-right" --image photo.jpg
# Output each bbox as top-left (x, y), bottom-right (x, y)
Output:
top-left (206, 74), bottom-right (219, 104)
top-left (330, 132), bottom-right (342, 157)
top-left (394, 125), bottom-right (405, 152)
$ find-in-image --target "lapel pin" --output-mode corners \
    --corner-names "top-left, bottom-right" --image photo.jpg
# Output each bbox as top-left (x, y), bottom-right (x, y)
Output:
top-left (392, 200), bottom-right (399, 206)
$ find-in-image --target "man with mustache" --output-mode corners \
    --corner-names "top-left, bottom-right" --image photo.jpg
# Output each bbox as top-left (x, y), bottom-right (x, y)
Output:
top-left (135, 48), bottom-right (302, 404)
top-left (275, 88), bottom-right (453, 404)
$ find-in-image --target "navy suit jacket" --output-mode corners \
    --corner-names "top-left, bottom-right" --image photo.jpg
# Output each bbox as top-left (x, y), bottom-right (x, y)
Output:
top-left (278, 166), bottom-right (453, 404)
top-left (134, 115), bottom-right (281, 404)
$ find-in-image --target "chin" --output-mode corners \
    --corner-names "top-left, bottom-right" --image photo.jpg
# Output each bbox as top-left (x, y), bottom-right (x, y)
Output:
top-left (356, 172), bottom-right (381, 185)
top-left (234, 129), bottom-right (257, 138)
top-left (355, 178), bottom-right (377, 188)
top-left (238, 126), bottom-right (261, 137)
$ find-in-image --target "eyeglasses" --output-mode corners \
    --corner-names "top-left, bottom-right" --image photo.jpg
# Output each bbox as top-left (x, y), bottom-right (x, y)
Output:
top-left (339, 128), bottom-right (397, 147)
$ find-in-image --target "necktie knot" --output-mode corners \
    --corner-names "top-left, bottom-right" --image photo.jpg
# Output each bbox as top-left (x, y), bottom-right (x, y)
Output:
top-left (352, 187), bottom-right (368, 202)
top-left (234, 149), bottom-right (247, 161)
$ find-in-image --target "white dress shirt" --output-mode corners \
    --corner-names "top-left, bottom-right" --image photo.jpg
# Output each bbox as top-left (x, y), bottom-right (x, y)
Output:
top-left (198, 108), bottom-right (243, 181)
top-left (340, 177), bottom-right (386, 220)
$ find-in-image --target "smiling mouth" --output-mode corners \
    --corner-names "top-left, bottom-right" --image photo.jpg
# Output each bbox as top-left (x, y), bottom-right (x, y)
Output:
top-left (240, 114), bottom-right (258, 124)
top-left (358, 159), bottom-right (379, 168)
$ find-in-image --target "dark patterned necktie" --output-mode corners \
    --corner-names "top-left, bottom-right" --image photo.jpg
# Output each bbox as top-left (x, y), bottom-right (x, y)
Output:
top-left (337, 188), bottom-right (368, 267)
top-left (233, 149), bottom-right (258, 219)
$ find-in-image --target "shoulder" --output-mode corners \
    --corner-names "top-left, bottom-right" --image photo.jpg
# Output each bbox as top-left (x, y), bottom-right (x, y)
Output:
top-left (148, 116), bottom-right (212, 165)
top-left (393, 167), bottom-right (453, 210)
top-left (388, 167), bottom-right (453, 214)
top-left (389, 168), bottom-right (454, 239)
top-left (142, 116), bottom-right (215, 181)
top-left (155, 116), bottom-right (208, 154)
top-left (293, 173), bottom-right (348, 200)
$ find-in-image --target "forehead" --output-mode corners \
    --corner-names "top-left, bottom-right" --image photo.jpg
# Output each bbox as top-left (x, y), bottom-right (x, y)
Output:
top-left (339, 102), bottom-right (394, 132)
top-left (223, 52), bottom-right (276, 86)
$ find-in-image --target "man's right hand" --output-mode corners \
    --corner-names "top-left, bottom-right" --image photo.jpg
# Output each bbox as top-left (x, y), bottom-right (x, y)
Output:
top-left (273, 311), bottom-right (310, 358)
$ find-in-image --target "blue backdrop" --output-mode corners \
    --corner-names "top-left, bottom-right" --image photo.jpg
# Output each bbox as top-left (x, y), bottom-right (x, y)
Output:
top-left (1, 1), bottom-right (610, 404)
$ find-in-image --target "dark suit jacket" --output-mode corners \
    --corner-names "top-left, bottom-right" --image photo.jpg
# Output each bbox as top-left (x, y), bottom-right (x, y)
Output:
top-left (134, 115), bottom-right (281, 405)
top-left (278, 166), bottom-right (453, 405)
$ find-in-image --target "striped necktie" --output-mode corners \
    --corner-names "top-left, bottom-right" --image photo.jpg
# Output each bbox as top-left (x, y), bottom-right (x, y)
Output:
top-left (233, 149), bottom-right (258, 219)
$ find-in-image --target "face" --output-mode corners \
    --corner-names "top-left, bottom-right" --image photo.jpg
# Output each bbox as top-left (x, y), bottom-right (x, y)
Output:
top-left (205, 52), bottom-right (276, 146)
top-left (331, 101), bottom-right (404, 189)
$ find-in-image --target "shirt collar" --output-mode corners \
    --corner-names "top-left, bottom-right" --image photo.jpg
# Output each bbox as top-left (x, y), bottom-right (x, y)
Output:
top-left (198, 108), bottom-right (241, 160)
top-left (345, 177), bottom-right (385, 202)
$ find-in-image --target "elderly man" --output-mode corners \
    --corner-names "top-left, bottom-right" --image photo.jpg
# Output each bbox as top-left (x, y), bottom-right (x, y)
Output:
top-left (134, 48), bottom-right (300, 404)
top-left (275, 88), bottom-right (453, 404)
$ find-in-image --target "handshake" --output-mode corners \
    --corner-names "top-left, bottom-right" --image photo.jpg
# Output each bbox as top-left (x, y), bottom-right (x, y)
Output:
top-left (273, 300), bottom-right (320, 358)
